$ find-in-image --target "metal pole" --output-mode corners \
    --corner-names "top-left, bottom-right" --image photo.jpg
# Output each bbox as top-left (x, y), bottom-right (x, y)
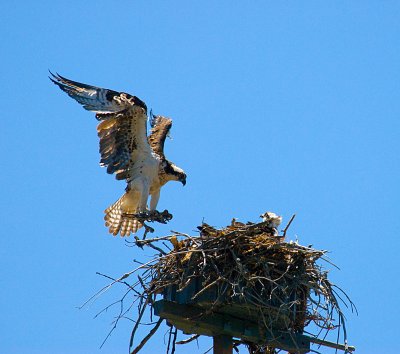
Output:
top-left (213, 335), bottom-right (233, 354)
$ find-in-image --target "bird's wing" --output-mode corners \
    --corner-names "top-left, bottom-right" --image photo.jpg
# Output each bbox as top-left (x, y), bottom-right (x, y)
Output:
top-left (50, 73), bottom-right (154, 180)
top-left (49, 72), bottom-right (147, 114)
top-left (148, 114), bottom-right (172, 160)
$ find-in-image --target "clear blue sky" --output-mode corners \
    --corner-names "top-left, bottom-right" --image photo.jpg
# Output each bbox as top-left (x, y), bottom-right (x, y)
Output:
top-left (1, 1), bottom-right (399, 353)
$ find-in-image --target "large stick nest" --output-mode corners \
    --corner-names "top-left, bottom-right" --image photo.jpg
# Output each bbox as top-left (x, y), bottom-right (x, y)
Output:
top-left (92, 214), bottom-right (355, 354)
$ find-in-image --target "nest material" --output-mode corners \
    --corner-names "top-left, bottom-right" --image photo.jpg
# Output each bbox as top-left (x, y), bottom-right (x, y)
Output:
top-left (154, 220), bottom-right (313, 332)
top-left (95, 215), bottom-right (354, 354)
top-left (150, 218), bottom-right (347, 333)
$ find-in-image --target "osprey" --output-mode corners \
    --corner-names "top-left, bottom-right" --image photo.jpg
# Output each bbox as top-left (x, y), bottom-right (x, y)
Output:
top-left (50, 73), bottom-right (186, 236)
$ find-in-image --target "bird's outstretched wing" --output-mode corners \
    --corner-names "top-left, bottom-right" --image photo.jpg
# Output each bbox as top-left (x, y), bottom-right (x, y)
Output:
top-left (50, 73), bottom-right (153, 180)
top-left (148, 114), bottom-right (172, 160)
top-left (49, 72), bottom-right (147, 114)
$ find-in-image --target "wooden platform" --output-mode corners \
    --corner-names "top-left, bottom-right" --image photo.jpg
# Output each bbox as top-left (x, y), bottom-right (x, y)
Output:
top-left (154, 299), bottom-right (311, 353)
top-left (155, 280), bottom-right (355, 353)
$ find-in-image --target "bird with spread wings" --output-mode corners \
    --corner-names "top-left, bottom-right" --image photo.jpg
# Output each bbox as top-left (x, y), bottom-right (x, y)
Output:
top-left (50, 73), bottom-right (186, 236)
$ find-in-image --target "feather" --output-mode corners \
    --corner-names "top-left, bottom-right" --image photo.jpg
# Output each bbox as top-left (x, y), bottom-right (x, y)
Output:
top-left (148, 115), bottom-right (172, 160)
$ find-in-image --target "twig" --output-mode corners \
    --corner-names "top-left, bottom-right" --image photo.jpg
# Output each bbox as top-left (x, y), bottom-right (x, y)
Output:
top-left (176, 334), bottom-right (200, 345)
top-left (171, 327), bottom-right (178, 354)
top-left (130, 318), bottom-right (163, 354)
top-left (283, 214), bottom-right (296, 238)
top-left (129, 298), bottom-right (150, 349)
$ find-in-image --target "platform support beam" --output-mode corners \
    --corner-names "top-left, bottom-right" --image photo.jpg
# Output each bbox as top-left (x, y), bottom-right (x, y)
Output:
top-left (213, 334), bottom-right (232, 354)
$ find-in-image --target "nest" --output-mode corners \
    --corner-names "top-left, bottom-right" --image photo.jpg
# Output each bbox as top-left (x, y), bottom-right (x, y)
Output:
top-left (91, 214), bottom-right (355, 354)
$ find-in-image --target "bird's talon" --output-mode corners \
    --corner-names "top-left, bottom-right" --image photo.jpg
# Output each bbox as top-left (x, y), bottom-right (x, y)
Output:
top-left (161, 209), bottom-right (173, 221)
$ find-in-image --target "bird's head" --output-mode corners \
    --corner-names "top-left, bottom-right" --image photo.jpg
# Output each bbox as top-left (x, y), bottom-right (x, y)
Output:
top-left (174, 166), bottom-right (187, 186)
top-left (180, 172), bottom-right (187, 186)
top-left (164, 161), bottom-right (186, 186)
top-left (260, 211), bottom-right (282, 229)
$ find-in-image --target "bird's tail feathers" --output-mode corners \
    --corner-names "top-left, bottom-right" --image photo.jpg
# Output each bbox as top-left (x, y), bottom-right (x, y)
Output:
top-left (104, 193), bottom-right (143, 237)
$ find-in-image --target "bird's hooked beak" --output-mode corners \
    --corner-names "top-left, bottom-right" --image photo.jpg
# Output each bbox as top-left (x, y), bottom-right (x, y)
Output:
top-left (180, 174), bottom-right (187, 186)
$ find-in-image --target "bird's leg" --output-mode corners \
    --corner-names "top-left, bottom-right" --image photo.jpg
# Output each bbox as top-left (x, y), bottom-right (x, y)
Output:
top-left (149, 190), bottom-right (160, 211)
top-left (134, 211), bottom-right (151, 220)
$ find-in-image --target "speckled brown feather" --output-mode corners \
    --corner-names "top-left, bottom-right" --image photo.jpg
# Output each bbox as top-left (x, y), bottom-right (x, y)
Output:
top-left (148, 116), bottom-right (172, 160)
top-left (96, 109), bottom-right (136, 177)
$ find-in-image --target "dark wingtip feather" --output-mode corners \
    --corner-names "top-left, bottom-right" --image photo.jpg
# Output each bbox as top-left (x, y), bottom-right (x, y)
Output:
top-left (48, 70), bottom-right (57, 82)
top-left (48, 70), bottom-right (64, 82)
top-left (48, 71), bottom-right (66, 89)
top-left (49, 74), bottom-right (68, 92)
top-left (53, 73), bottom-right (99, 91)
top-left (55, 72), bottom-right (73, 84)
top-left (49, 75), bottom-right (62, 88)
